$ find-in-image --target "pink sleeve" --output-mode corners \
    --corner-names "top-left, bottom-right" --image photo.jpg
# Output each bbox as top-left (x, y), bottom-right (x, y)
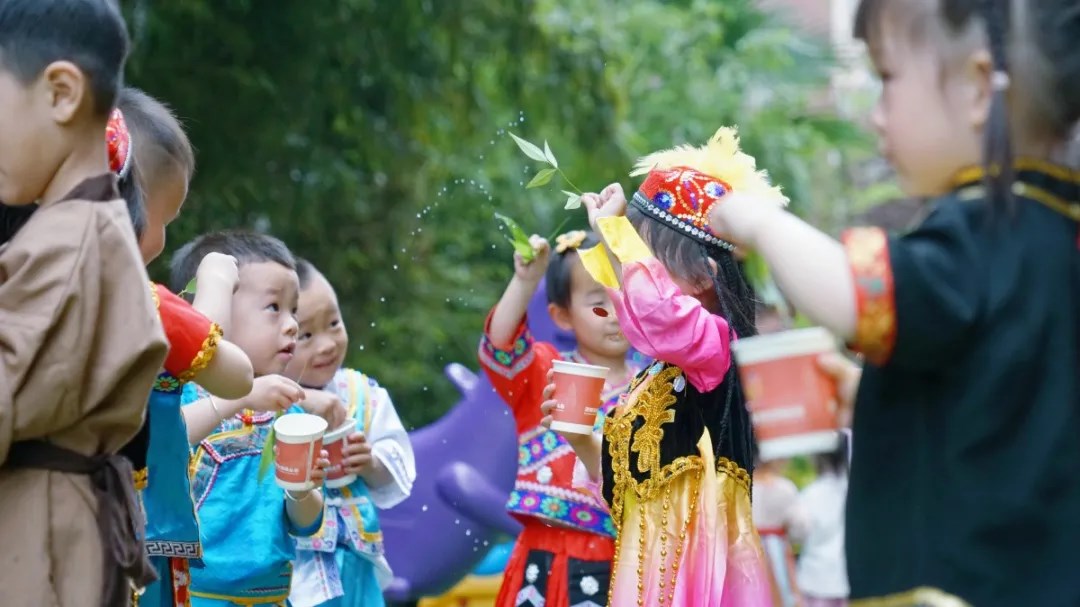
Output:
top-left (610, 257), bottom-right (733, 392)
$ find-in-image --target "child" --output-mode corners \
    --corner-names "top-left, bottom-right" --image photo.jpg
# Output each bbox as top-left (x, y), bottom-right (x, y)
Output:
top-left (0, 1), bottom-right (168, 605)
top-left (480, 229), bottom-right (646, 607)
top-left (286, 258), bottom-right (416, 607)
top-left (707, 1), bottom-right (1080, 604)
top-left (752, 458), bottom-right (803, 607)
top-left (106, 94), bottom-right (256, 606)
top-left (171, 231), bottom-right (330, 606)
top-left (542, 128), bottom-right (785, 606)
top-left (790, 436), bottom-right (849, 607)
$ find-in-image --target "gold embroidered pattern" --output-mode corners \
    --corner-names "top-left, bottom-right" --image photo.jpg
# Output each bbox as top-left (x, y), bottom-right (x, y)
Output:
top-left (842, 227), bottom-right (896, 365)
top-left (851, 586), bottom-right (971, 607)
top-left (176, 322), bottom-right (222, 383)
top-left (133, 467), bottom-right (148, 491)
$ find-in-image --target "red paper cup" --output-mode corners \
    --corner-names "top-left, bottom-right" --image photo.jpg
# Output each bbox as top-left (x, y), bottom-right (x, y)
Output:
top-left (273, 413), bottom-right (328, 491)
top-left (550, 360), bottom-right (609, 435)
top-left (323, 418), bottom-right (357, 489)
top-left (731, 327), bottom-right (841, 461)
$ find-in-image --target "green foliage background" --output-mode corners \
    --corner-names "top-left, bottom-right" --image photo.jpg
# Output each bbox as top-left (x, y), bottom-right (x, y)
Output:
top-left (121, 0), bottom-right (875, 429)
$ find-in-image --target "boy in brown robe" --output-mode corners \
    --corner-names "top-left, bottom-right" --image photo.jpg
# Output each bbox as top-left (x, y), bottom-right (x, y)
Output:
top-left (0, 1), bottom-right (168, 606)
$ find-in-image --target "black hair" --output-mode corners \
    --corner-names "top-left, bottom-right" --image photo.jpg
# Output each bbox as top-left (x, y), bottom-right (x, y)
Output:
top-left (115, 88), bottom-right (193, 241)
top-left (854, 0), bottom-right (1080, 213)
top-left (626, 205), bottom-right (759, 470)
top-left (544, 231), bottom-right (602, 307)
top-left (296, 257), bottom-right (318, 289)
top-left (169, 230), bottom-right (296, 295)
top-left (813, 432), bottom-right (850, 477)
top-left (0, 0), bottom-right (129, 116)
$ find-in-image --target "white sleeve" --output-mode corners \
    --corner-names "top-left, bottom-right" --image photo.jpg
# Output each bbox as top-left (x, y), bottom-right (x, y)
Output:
top-left (364, 384), bottom-right (416, 509)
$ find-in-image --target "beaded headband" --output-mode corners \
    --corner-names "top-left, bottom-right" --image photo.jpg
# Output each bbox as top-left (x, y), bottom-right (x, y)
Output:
top-left (629, 127), bottom-right (787, 250)
top-left (106, 108), bottom-right (133, 179)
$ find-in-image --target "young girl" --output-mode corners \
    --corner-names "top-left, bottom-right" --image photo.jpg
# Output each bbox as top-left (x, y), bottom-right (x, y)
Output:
top-left (480, 230), bottom-right (646, 607)
top-left (753, 458), bottom-right (803, 607)
top-left (708, 1), bottom-right (1080, 604)
top-left (542, 128), bottom-right (785, 606)
top-left (790, 436), bottom-right (849, 607)
top-left (107, 91), bottom-right (255, 607)
top-left (286, 258), bottom-right (416, 607)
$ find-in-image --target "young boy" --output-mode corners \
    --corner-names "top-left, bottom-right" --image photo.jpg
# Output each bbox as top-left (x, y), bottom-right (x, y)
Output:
top-left (170, 231), bottom-right (335, 606)
top-left (286, 258), bottom-right (415, 607)
top-left (0, 2), bottom-right (169, 606)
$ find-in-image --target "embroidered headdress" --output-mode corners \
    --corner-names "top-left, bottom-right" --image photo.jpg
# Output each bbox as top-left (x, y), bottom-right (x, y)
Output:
top-left (106, 108), bottom-right (133, 178)
top-left (628, 127), bottom-right (787, 250)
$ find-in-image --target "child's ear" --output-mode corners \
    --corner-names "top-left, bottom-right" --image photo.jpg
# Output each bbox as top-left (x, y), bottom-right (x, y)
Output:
top-left (42, 60), bottom-right (88, 125)
top-left (964, 48), bottom-right (995, 131)
top-left (548, 302), bottom-right (574, 332)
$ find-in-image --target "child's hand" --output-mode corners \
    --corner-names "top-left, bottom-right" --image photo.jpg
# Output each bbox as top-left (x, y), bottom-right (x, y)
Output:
top-left (817, 353), bottom-right (861, 427)
top-left (583, 182), bottom-right (627, 231)
top-left (241, 374), bottom-right (305, 414)
top-left (342, 432), bottom-right (376, 477)
top-left (514, 235), bottom-right (551, 284)
top-left (300, 389), bottom-right (348, 430)
top-left (706, 191), bottom-right (769, 250)
top-left (195, 252), bottom-right (240, 294)
top-left (309, 449), bottom-right (330, 487)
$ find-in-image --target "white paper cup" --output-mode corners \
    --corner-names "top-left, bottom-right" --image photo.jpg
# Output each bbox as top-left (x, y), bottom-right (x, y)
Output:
top-left (550, 360), bottom-right (609, 435)
top-left (323, 418), bottom-right (357, 489)
top-left (731, 327), bottom-right (841, 461)
top-left (273, 413), bottom-right (328, 491)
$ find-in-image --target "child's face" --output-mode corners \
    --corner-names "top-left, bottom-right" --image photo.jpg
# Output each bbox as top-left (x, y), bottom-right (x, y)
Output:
top-left (139, 164), bottom-right (188, 264)
top-left (0, 67), bottom-right (57, 206)
top-left (286, 272), bottom-right (348, 389)
top-left (869, 21), bottom-right (986, 197)
top-left (228, 261), bottom-right (300, 376)
top-left (549, 257), bottom-right (629, 360)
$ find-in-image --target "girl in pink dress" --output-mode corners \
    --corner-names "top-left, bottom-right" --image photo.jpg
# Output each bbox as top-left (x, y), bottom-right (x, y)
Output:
top-left (543, 128), bottom-right (784, 606)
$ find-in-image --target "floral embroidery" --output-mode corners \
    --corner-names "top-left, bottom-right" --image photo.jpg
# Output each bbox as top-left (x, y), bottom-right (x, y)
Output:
top-left (133, 467), bottom-right (148, 491)
top-left (540, 496), bottom-right (569, 518)
top-left (154, 373), bottom-right (182, 393)
top-left (843, 227), bottom-right (897, 365)
top-left (479, 328), bottom-right (536, 379)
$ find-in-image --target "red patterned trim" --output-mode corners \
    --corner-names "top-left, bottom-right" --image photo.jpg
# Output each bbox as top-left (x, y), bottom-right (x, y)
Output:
top-left (170, 558), bottom-right (192, 606)
top-left (842, 227), bottom-right (897, 365)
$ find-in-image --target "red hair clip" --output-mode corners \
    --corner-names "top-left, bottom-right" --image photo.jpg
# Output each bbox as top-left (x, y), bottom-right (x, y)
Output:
top-left (106, 108), bottom-right (132, 178)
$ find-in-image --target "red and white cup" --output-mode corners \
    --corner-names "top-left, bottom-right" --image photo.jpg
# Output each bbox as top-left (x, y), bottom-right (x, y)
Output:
top-left (273, 413), bottom-right (328, 491)
top-left (550, 360), bottom-right (609, 435)
top-left (731, 327), bottom-right (841, 461)
top-left (323, 418), bottom-right (357, 489)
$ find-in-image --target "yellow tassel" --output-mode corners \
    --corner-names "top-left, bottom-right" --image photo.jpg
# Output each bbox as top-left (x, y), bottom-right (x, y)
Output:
top-left (630, 127), bottom-right (789, 208)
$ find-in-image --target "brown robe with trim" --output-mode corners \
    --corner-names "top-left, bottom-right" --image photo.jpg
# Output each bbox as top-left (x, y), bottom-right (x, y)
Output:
top-left (0, 175), bottom-right (167, 606)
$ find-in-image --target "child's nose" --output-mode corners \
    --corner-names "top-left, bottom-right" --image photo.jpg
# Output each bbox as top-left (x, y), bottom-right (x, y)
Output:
top-left (284, 316), bottom-right (299, 337)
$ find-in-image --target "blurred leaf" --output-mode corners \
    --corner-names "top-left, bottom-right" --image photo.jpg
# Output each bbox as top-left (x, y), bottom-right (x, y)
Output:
top-left (526, 168), bottom-right (557, 189)
top-left (543, 141), bottom-right (558, 168)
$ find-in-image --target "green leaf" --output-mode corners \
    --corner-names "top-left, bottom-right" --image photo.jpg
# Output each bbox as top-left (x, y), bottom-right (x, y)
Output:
top-left (257, 424), bottom-right (277, 482)
top-left (526, 168), bottom-right (557, 189)
top-left (180, 277), bottom-right (198, 297)
top-left (509, 132), bottom-right (549, 163)
top-left (495, 213), bottom-right (536, 262)
top-left (543, 141), bottom-right (558, 168)
top-left (564, 192), bottom-right (582, 210)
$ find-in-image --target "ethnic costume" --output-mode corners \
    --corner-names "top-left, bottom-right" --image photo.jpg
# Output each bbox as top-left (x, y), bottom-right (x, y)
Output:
top-left (0, 175), bottom-right (168, 607)
top-left (840, 160), bottom-right (1080, 607)
top-left (479, 295), bottom-right (647, 607)
top-left (575, 128), bottom-right (783, 606)
top-left (123, 285), bottom-right (222, 607)
top-left (289, 368), bottom-right (416, 607)
top-left (182, 387), bottom-right (324, 606)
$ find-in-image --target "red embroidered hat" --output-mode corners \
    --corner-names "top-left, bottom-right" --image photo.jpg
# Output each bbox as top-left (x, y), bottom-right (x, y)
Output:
top-left (106, 108), bottom-right (132, 178)
top-left (629, 127), bottom-right (788, 249)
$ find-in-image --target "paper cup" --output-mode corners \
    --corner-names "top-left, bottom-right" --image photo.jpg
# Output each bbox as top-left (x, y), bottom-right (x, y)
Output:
top-left (273, 413), bottom-right (328, 491)
top-left (732, 327), bottom-right (841, 461)
top-left (550, 360), bottom-right (609, 435)
top-left (323, 418), bottom-right (357, 489)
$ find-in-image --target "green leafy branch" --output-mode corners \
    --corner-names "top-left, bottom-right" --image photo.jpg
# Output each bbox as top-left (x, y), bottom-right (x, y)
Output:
top-left (495, 133), bottom-right (584, 262)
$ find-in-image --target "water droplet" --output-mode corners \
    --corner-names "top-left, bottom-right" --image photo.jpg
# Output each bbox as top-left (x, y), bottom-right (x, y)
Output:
top-left (421, 504), bottom-right (429, 512)
top-left (358, 344), bottom-right (365, 351)
top-left (454, 519), bottom-right (460, 525)
top-left (370, 322), bottom-right (376, 328)
top-left (379, 297), bottom-right (386, 303)
top-left (465, 529), bottom-right (472, 536)
top-left (393, 264), bottom-right (399, 270)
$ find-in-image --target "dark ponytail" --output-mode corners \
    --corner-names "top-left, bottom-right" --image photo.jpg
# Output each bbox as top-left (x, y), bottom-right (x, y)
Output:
top-left (980, 0), bottom-right (1015, 215)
